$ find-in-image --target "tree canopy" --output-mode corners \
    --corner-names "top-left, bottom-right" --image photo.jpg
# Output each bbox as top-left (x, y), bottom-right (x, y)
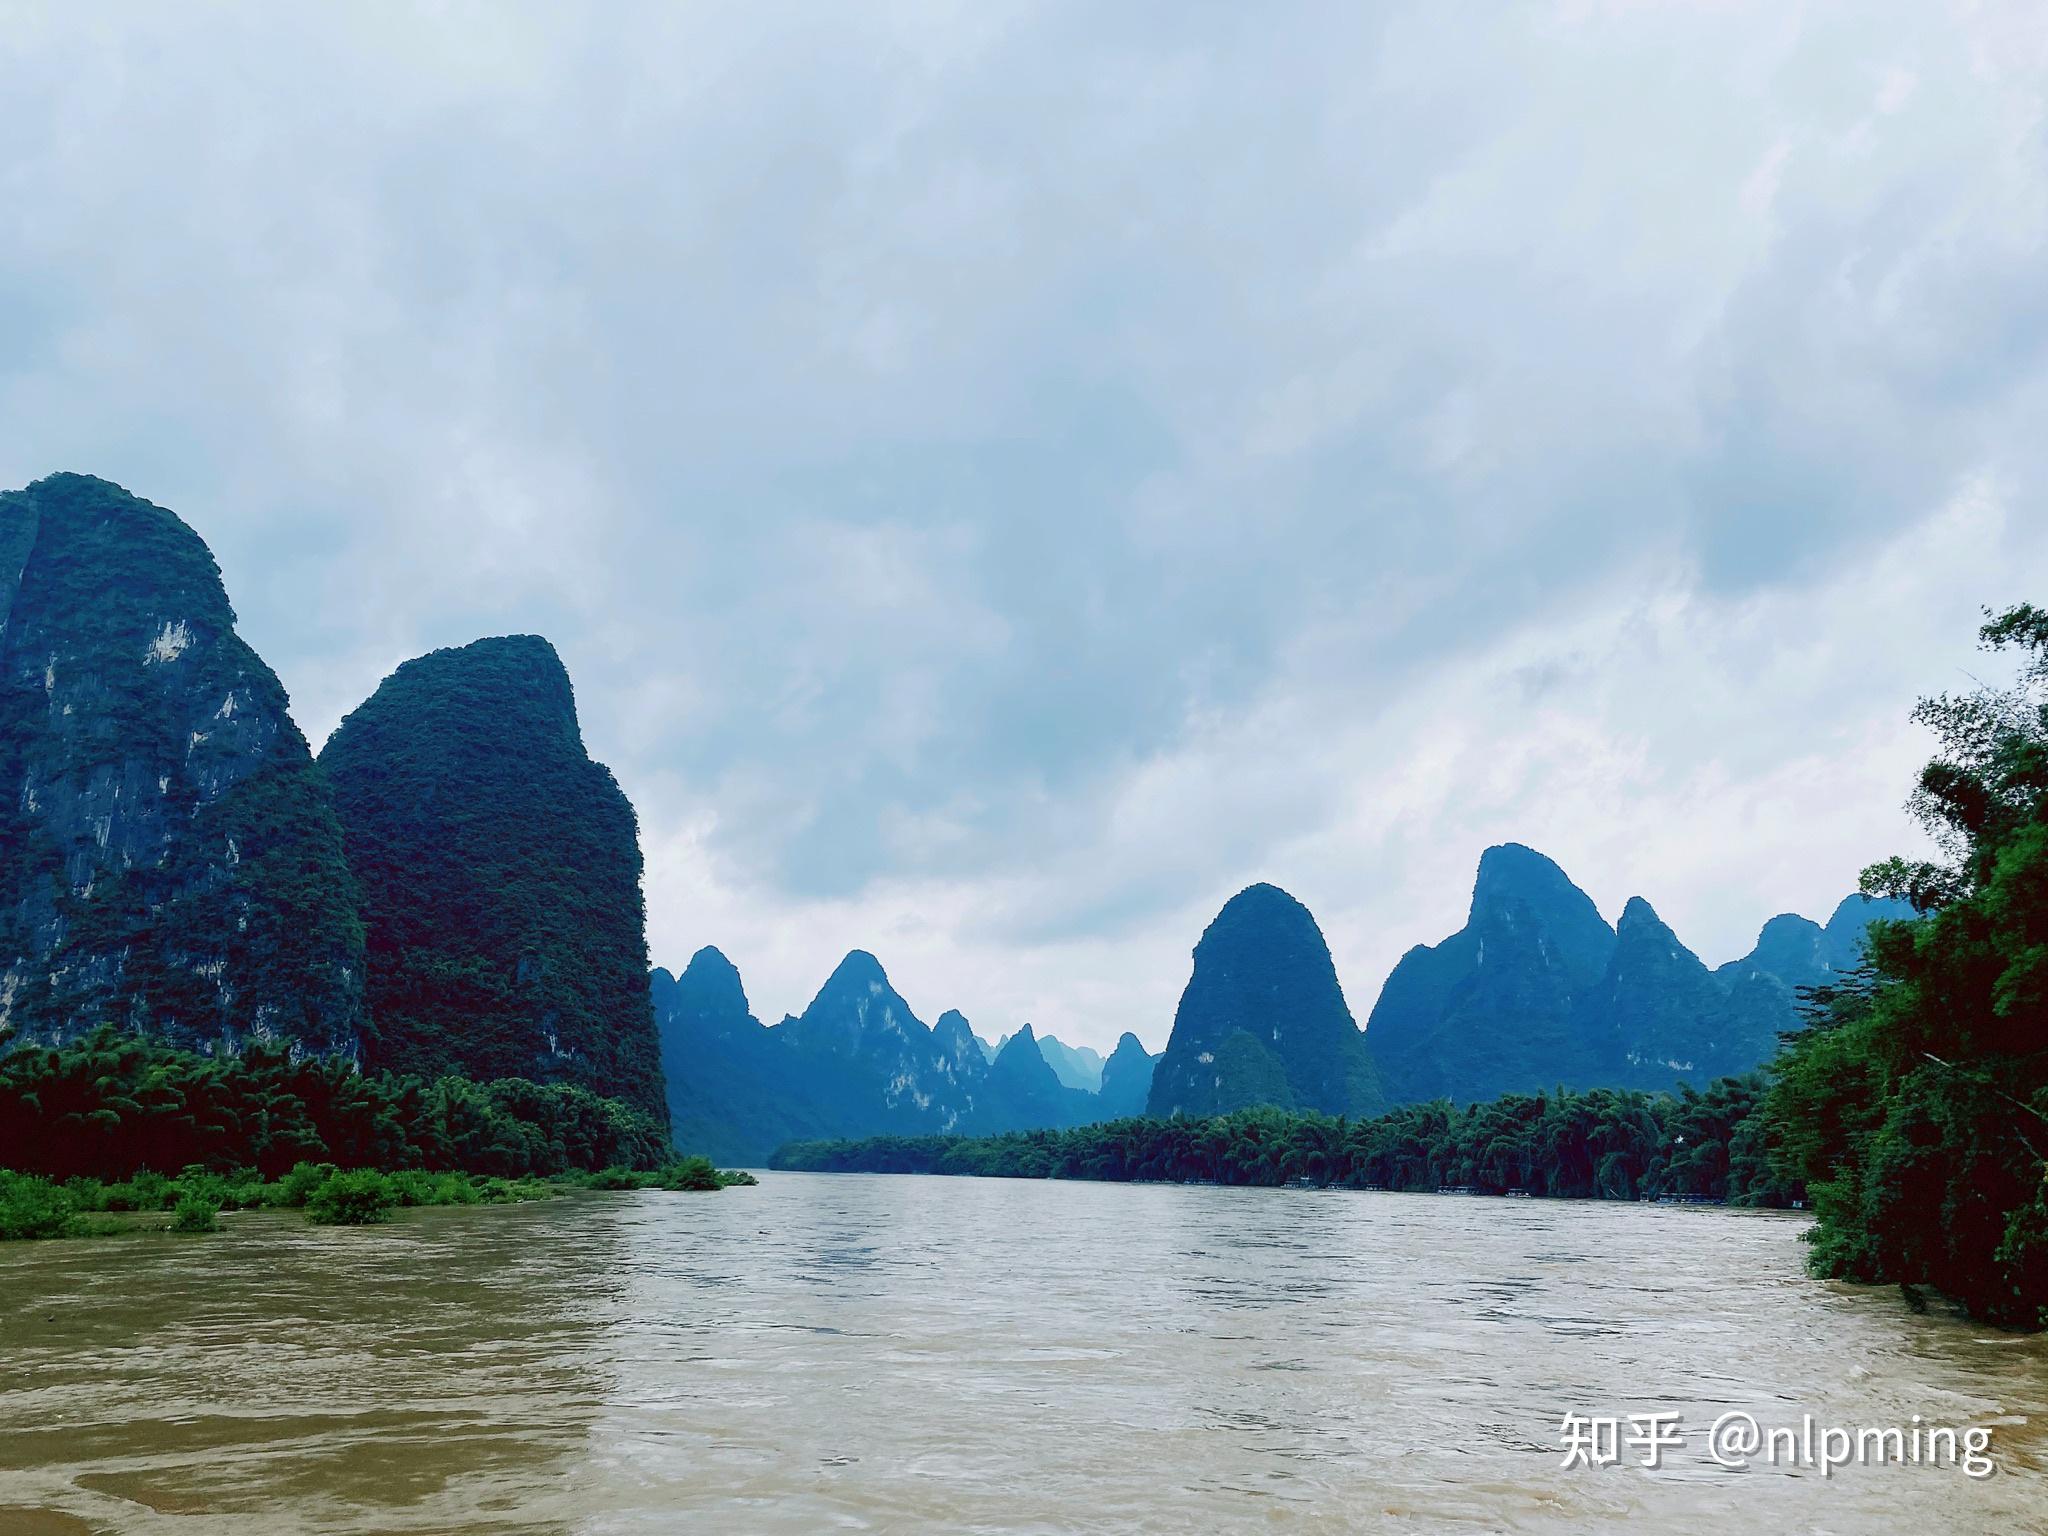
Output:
top-left (1764, 603), bottom-right (2048, 1327)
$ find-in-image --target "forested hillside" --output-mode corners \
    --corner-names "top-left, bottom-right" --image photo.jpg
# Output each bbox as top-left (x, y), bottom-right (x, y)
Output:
top-left (321, 636), bottom-right (668, 1122)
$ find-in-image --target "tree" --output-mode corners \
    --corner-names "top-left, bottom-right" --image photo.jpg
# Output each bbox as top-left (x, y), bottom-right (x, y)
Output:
top-left (1767, 603), bottom-right (2048, 1326)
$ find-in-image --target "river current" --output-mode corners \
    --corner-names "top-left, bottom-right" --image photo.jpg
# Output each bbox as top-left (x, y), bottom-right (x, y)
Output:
top-left (1, 1173), bottom-right (2043, 1533)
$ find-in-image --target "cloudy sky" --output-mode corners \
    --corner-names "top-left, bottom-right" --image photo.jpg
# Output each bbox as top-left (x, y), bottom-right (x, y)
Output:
top-left (4, 2), bottom-right (2046, 1052)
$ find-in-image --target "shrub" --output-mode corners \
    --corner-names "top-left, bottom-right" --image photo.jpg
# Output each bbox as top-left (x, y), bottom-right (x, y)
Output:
top-left (176, 1168), bottom-right (265, 1212)
top-left (655, 1157), bottom-right (724, 1192)
top-left (269, 1161), bottom-right (339, 1209)
top-left (474, 1175), bottom-right (553, 1204)
top-left (306, 1169), bottom-right (399, 1226)
top-left (411, 1170), bottom-right (487, 1207)
top-left (169, 1195), bottom-right (220, 1233)
top-left (0, 1172), bottom-right (81, 1240)
top-left (61, 1175), bottom-right (120, 1212)
top-left (101, 1170), bottom-right (175, 1212)
top-left (0, 1027), bottom-right (671, 1186)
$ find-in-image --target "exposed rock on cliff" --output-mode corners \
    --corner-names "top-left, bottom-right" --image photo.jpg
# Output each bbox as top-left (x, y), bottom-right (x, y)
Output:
top-left (0, 474), bottom-right (364, 1055)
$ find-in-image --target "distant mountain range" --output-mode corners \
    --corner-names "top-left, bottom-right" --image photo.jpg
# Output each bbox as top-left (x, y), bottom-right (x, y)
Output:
top-left (665, 853), bottom-right (1910, 1150)
top-left (1366, 844), bottom-right (1911, 1105)
top-left (654, 947), bottom-right (1154, 1164)
top-left (0, 472), bottom-right (1916, 1166)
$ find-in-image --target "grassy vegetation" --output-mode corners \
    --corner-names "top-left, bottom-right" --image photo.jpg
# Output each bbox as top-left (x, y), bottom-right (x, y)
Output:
top-left (0, 1158), bottom-right (757, 1241)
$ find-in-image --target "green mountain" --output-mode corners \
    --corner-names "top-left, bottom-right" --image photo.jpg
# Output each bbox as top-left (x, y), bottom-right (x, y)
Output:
top-left (1368, 844), bottom-right (1914, 1104)
top-left (653, 946), bottom-right (833, 1164)
top-left (1714, 893), bottom-right (1916, 994)
top-left (1096, 1032), bottom-right (1157, 1117)
top-left (1366, 843), bottom-right (1616, 1104)
top-left (650, 947), bottom-right (1140, 1157)
top-left (1147, 883), bottom-right (1383, 1118)
top-left (986, 1023), bottom-right (1095, 1130)
top-left (0, 474), bottom-right (364, 1055)
top-left (1576, 896), bottom-right (1789, 1089)
top-left (319, 635), bottom-right (666, 1121)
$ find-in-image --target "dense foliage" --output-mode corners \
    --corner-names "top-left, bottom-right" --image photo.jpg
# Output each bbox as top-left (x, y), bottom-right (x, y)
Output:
top-left (0, 1026), bottom-right (671, 1181)
top-left (1764, 604), bottom-right (2048, 1327)
top-left (320, 635), bottom-right (667, 1120)
top-left (0, 474), bottom-right (365, 1053)
top-left (774, 1073), bottom-right (1793, 1204)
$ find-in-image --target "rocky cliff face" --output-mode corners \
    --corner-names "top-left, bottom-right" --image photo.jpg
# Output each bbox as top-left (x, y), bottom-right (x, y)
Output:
top-left (778, 950), bottom-right (966, 1133)
top-left (1147, 883), bottom-right (1382, 1118)
top-left (0, 474), bottom-right (364, 1055)
top-left (933, 1008), bottom-right (993, 1088)
top-left (319, 635), bottom-right (665, 1120)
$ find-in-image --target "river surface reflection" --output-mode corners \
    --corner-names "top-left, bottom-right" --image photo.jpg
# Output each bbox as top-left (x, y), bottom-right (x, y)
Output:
top-left (1, 1173), bottom-right (2043, 1532)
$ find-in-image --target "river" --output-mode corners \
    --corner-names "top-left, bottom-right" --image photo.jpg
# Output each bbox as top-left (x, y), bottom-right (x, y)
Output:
top-left (0, 1174), bottom-right (2043, 1533)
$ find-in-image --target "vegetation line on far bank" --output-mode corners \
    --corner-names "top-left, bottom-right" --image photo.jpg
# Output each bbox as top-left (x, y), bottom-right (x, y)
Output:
top-left (0, 1158), bottom-right (757, 1241)
top-left (771, 1072), bottom-right (1786, 1205)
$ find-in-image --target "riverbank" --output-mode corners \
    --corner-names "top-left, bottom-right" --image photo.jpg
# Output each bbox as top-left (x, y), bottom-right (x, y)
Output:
top-left (0, 1159), bottom-right (757, 1242)
top-left (770, 1084), bottom-right (1790, 1206)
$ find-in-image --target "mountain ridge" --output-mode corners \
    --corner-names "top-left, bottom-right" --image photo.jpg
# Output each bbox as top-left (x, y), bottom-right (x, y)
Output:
top-left (1368, 845), bottom-right (1913, 1105)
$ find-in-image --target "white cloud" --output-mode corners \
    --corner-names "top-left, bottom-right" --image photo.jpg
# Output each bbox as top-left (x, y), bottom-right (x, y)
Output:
top-left (2, 1), bottom-right (2045, 1050)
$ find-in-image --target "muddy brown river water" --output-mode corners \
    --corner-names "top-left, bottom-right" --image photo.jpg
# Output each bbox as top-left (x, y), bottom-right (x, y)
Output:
top-left (0, 1173), bottom-right (2043, 1533)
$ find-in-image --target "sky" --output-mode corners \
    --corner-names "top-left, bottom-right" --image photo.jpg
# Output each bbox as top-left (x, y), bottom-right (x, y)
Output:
top-left (3, 2), bottom-right (2047, 1053)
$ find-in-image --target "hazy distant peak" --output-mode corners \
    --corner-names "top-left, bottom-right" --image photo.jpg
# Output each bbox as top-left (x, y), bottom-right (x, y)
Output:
top-left (679, 945), bottom-right (750, 1016)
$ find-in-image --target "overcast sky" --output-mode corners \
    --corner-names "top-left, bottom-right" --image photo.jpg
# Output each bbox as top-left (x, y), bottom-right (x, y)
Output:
top-left (4, 2), bottom-right (2046, 1051)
